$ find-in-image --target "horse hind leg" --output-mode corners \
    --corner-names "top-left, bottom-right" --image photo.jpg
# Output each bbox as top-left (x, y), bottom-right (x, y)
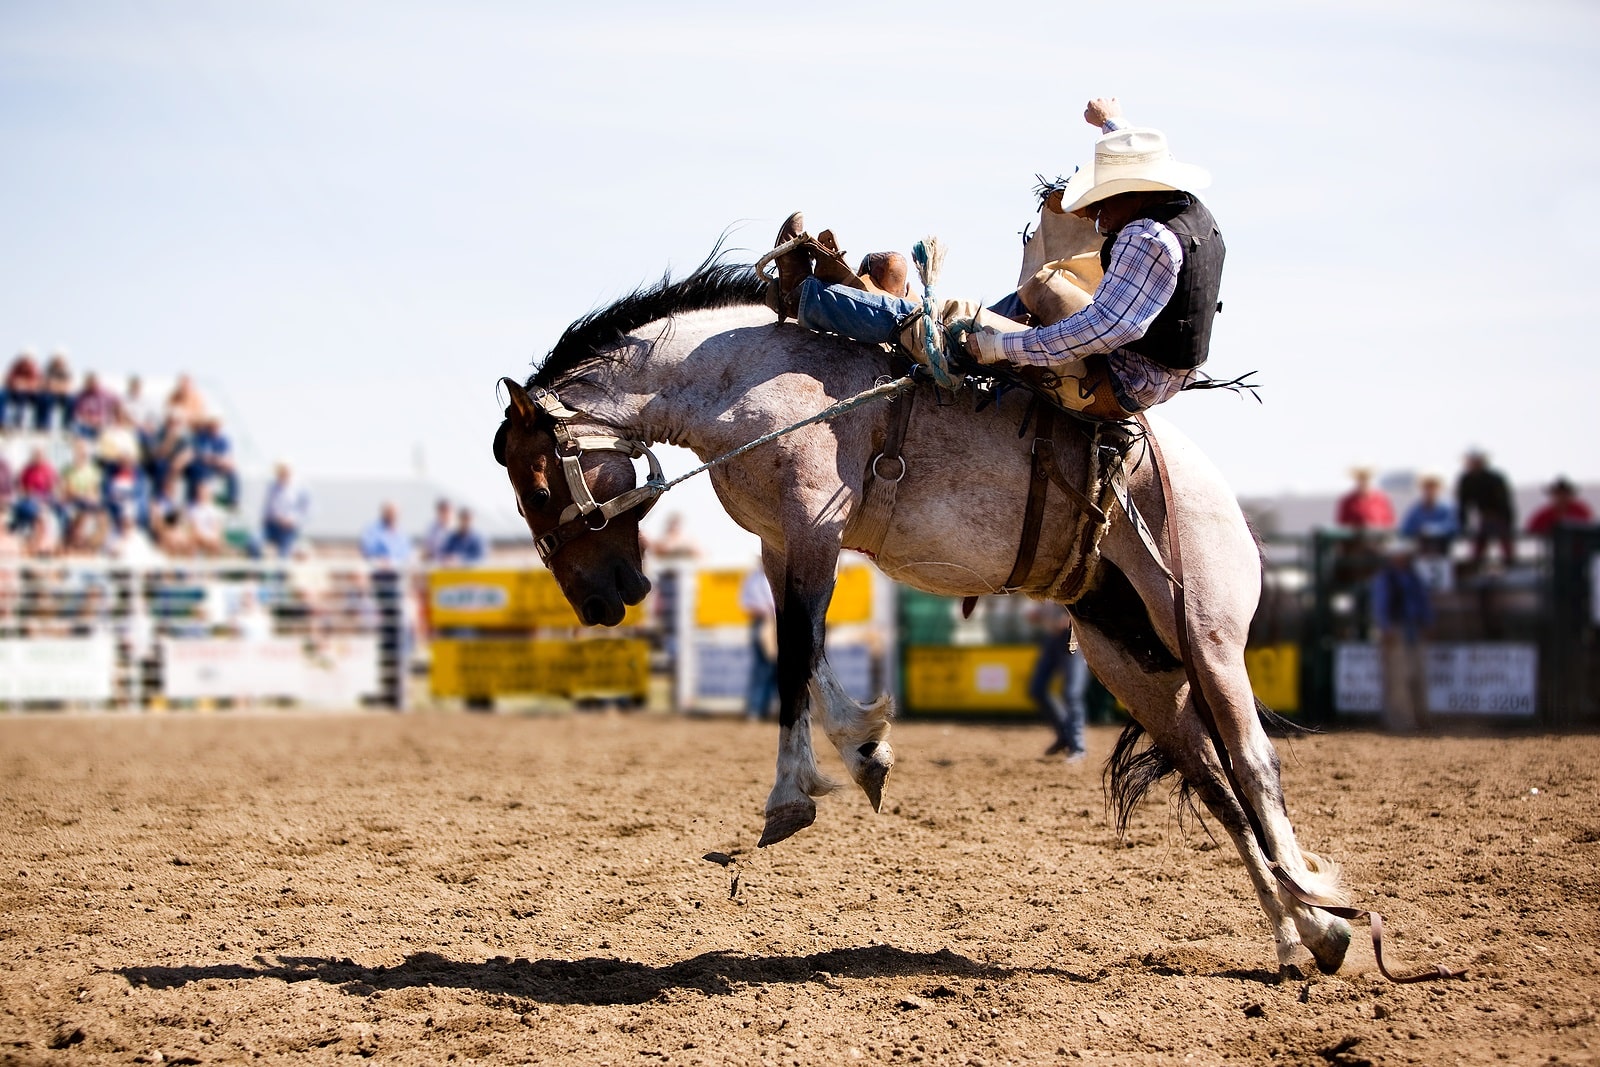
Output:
top-left (1191, 657), bottom-right (1354, 974)
top-left (1075, 607), bottom-right (1336, 973)
top-left (809, 658), bottom-right (895, 811)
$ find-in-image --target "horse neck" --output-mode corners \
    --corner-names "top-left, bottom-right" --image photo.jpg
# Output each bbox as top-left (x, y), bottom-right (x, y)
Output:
top-left (551, 304), bottom-right (781, 451)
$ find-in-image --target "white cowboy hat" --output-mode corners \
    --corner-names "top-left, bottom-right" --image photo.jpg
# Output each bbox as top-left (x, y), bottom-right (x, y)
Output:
top-left (1065, 127), bottom-right (1211, 213)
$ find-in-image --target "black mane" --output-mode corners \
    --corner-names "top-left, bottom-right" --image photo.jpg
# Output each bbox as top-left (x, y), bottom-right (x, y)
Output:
top-left (528, 248), bottom-right (767, 390)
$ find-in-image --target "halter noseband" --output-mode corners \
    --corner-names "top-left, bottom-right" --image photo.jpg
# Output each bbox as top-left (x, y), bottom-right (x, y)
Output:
top-left (526, 388), bottom-right (665, 564)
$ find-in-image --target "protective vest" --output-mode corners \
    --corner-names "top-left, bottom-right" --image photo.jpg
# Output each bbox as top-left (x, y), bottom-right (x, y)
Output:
top-left (1099, 195), bottom-right (1224, 371)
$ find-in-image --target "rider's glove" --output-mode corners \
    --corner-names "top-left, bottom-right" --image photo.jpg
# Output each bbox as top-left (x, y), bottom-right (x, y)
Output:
top-left (966, 325), bottom-right (1008, 365)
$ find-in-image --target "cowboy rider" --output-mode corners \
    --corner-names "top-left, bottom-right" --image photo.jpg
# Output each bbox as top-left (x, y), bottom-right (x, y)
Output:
top-left (766, 97), bottom-right (1224, 419)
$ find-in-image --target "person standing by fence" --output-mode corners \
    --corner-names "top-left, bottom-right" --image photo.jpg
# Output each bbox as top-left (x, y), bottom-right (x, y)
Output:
top-left (360, 501), bottom-right (413, 710)
top-left (1029, 601), bottom-right (1088, 763)
top-left (1372, 539), bottom-right (1434, 732)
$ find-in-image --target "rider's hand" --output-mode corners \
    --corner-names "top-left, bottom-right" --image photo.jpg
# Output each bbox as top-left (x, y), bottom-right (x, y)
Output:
top-left (1084, 97), bottom-right (1123, 129)
top-left (965, 326), bottom-right (1008, 365)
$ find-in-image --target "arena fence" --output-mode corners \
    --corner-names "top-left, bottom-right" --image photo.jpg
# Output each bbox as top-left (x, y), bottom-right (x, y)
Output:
top-left (0, 559), bottom-right (401, 711)
top-left (4, 530), bottom-right (1596, 724)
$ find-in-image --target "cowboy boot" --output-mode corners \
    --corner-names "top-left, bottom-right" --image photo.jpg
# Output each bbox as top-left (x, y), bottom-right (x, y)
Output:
top-left (811, 229), bottom-right (870, 290)
top-left (767, 211), bottom-right (813, 321)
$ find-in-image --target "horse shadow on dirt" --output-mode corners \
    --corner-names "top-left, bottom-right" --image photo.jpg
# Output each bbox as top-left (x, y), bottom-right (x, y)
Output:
top-left (118, 945), bottom-right (1118, 1006)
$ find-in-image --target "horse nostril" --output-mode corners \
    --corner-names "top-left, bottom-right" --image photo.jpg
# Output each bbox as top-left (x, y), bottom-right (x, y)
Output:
top-left (616, 565), bottom-right (652, 605)
top-left (581, 595), bottom-right (626, 627)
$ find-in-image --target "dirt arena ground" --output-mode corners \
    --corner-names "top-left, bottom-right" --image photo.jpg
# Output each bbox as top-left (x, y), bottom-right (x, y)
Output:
top-left (1, 712), bottom-right (1596, 1066)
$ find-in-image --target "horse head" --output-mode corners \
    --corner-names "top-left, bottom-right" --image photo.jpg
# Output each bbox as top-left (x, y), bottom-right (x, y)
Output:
top-left (494, 377), bottom-right (655, 626)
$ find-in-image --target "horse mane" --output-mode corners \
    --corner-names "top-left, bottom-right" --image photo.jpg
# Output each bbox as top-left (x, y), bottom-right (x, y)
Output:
top-left (528, 244), bottom-right (767, 390)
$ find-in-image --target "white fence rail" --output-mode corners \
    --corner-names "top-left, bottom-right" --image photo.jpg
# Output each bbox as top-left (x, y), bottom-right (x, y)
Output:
top-left (0, 559), bottom-right (414, 710)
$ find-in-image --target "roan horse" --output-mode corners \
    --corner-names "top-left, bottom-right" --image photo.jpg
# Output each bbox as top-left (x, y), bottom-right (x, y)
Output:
top-left (490, 252), bottom-right (1377, 977)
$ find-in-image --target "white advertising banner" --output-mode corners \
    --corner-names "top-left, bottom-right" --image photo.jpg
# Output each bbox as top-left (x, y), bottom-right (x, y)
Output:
top-left (1334, 641), bottom-right (1537, 717)
top-left (161, 636), bottom-right (380, 706)
top-left (0, 637), bottom-right (118, 702)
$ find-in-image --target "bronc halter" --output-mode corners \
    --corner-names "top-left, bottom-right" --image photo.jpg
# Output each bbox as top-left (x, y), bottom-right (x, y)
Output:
top-left (496, 380), bottom-right (666, 565)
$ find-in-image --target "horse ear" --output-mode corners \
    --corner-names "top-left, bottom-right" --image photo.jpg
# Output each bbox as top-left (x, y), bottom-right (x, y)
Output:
top-left (492, 420), bottom-right (509, 467)
top-left (501, 377), bottom-right (537, 422)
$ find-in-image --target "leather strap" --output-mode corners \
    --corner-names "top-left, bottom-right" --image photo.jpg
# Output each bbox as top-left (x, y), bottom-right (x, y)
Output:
top-left (1138, 415), bottom-right (1463, 984)
top-left (847, 378), bottom-right (917, 559)
top-left (1003, 406), bottom-right (1056, 591)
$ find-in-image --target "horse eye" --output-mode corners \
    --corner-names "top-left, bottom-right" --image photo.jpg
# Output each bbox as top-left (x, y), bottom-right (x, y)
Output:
top-left (530, 487), bottom-right (552, 509)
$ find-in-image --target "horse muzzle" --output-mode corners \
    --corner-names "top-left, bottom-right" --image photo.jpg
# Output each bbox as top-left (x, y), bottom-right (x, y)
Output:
top-left (575, 565), bottom-right (651, 627)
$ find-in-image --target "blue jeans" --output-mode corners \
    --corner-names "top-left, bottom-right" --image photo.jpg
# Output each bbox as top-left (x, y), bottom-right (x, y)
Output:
top-left (796, 278), bottom-right (916, 342)
top-left (1030, 629), bottom-right (1087, 754)
top-left (745, 621), bottom-right (778, 721)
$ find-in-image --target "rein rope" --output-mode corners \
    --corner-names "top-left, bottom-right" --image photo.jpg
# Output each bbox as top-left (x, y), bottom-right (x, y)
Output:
top-left (657, 372), bottom-right (919, 491)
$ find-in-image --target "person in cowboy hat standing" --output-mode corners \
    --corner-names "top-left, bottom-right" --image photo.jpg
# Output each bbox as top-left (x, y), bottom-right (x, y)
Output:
top-left (963, 99), bottom-right (1224, 416)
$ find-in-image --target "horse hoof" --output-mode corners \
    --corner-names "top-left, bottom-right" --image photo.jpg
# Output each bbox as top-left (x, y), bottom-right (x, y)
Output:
top-left (1309, 918), bottom-right (1353, 975)
top-left (758, 800), bottom-right (816, 848)
top-left (856, 742), bottom-right (893, 813)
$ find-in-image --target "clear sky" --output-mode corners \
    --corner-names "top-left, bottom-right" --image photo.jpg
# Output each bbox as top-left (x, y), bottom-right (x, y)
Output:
top-left (2, 1), bottom-right (1596, 562)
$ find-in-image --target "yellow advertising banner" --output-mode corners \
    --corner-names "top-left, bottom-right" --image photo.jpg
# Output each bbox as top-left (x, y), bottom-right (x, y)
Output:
top-left (1244, 641), bottom-right (1300, 713)
top-left (903, 645), bottom-right (1037, 713)
top-left (430, 637), bottom-right (650, 699)
top-left (428, 570), bottom-right (645, 630)
top-left (694, 564), bottom-right (874, 628)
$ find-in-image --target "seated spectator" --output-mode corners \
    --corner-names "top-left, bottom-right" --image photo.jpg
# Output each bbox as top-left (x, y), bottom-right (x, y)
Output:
top-left (21, 498), bottom-right (62, 558)
top-left (95, 409), bottom-right (142, 477)
top-left (1, 349), bottom-right (43, 430)
top-left (442, 508), bottom-right (486, 565)
top-left (121, 374), bottom-right (160, 436)
top-left (144, 413), bottom-right (193, 494)
top-left (64, 507), bottom-right (108, 557)
top-left (12, 446), bottom-right (58, 534)
top-left (359, 501), bottom-right (412, 566)
top-left (422, 498), bottom-right (454, 562)
top-left (102, 453), bottom-right (150, 530)
top-left (150, 476), bottom-right (193, 557)
top-left (60, 437), bottom-right (105, 519)
top-left (186, 479), bottom-right (227, 556)
top-left (0, 451), bottom-right (13, 521)
top-left (71, 371), bottom-right (121, 438)
top-left (41, 350), bottom-right (75, 432)
top-left (164, 373), bottom-right (210, 426)
top-left (1336, 466), bottom-right (1396, 533)
top-left (1526, 477), bottom-right (1595, 535)
top-left (185, 413), bottom-right (237, 506)
top-left (260, 462), bottom-right (310, 558)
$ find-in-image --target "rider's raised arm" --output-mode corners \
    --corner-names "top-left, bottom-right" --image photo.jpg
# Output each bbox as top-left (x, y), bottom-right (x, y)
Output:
top-left (1084, 96), bottom-right (1125, 132)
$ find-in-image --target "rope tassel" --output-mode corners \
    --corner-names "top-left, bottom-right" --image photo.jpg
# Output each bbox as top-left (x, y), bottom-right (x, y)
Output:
top-left (912, 238), bottom-right (956, 389)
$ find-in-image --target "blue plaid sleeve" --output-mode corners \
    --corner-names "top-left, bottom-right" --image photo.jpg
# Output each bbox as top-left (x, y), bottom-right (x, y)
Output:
top-left (999, 219), bottom-right (1184, 366)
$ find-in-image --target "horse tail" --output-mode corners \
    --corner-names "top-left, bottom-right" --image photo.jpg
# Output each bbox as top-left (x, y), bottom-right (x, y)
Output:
top-left (1104, 717), bottom-right (1185, 837)
top-left (1103, 697), bottom-right (1310, 837)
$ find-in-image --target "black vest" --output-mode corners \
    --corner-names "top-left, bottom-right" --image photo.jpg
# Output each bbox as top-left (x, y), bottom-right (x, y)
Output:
top-left (1098, 194), bottom-right (1224, 370)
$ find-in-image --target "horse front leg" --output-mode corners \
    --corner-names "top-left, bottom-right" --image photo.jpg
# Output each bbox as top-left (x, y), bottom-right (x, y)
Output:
top-left (759, 543), bottom-right (840, 847)
top-left (808, 659), bottom-right (895, 812)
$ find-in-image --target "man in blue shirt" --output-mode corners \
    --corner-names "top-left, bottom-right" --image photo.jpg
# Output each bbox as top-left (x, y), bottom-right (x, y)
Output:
top-left (442, 508), bottom-right (486, 565)
top-left (359, 502), bottom-right (413, 565)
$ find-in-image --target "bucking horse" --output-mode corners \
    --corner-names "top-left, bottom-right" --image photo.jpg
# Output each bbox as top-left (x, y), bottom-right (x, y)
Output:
top-left (491, 235), bottom-right (1461, 981)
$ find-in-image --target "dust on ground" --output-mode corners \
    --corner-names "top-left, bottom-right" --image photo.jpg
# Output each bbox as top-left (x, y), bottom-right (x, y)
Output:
top-left (2, 712), bottom-right (1596, 1065)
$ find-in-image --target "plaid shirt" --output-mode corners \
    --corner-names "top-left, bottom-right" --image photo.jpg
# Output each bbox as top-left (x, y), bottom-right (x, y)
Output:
top-left (999, 216), bottom-right (1194, 410)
